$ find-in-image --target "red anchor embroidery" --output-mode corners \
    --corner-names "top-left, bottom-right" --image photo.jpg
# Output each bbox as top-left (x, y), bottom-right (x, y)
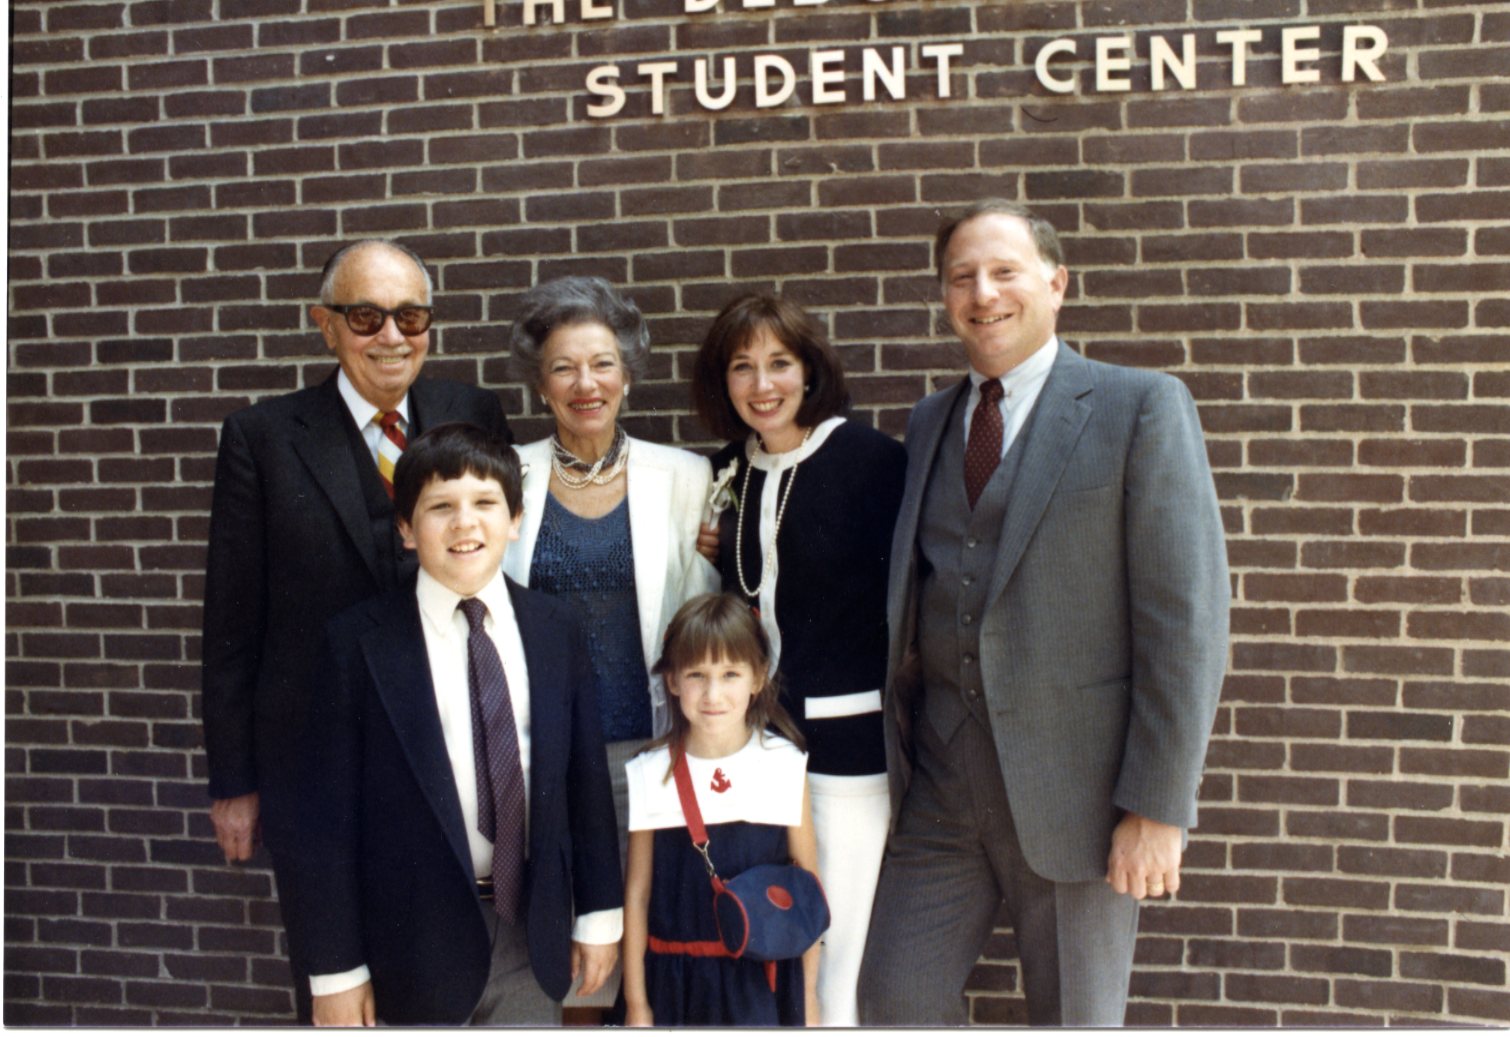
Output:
top-left (710, 768), bottom-right (732, 794)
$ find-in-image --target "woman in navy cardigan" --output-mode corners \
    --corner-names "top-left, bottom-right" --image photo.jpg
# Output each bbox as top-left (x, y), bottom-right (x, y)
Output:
top-left (692, 293), bottom-right (907, 1026)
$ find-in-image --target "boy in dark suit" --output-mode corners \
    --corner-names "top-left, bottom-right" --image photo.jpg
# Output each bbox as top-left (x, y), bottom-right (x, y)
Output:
top-left (279, 422), bottom-right (622, 1025)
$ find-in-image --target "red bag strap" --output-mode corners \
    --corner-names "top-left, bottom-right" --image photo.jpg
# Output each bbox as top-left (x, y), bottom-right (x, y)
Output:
top-left (672, 749), bottom-right (721, 882)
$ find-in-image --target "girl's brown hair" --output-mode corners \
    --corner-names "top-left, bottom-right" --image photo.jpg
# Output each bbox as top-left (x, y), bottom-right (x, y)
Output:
top-left (648, 593), bottom-right (805, 776)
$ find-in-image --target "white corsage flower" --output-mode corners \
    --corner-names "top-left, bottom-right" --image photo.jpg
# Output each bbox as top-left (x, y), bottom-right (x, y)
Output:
top-left (705, 460), bottom-right (740, 524)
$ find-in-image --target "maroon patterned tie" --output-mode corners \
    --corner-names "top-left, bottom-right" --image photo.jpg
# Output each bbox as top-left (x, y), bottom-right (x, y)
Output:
top-left (459, 598), bottom-right (527, 923)
top-left (964, 378), bottom-right (1004, 510)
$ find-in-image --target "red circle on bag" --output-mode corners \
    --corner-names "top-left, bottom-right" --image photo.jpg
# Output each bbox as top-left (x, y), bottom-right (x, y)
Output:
top-left (766, 885), bottom-right (794, 910)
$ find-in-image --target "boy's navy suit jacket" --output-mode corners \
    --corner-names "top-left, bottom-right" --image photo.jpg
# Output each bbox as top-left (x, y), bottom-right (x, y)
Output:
top-left (279, 575), bottom-right (623, 1025)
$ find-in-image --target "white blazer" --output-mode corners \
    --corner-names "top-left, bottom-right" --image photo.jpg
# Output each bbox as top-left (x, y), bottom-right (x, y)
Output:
top-left (504, 436), bottom-right (721, 736)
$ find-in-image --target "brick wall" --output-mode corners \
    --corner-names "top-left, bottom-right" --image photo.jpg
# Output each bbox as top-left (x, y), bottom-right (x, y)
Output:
top-left (7, 0), bottom-right (1509, 1024)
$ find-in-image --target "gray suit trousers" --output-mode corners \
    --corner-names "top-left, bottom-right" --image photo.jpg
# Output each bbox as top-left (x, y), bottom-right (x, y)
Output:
top-left (858, 713), bottom-right (1139, 1026)
top-left (468, 910), bottom-right (560, 1026)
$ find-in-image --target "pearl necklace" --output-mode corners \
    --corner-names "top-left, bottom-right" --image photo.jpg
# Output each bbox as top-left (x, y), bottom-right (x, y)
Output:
top-left (734, 427), bottom-right (813, 600)
top-left (550, 427), bottom-right (629, 488)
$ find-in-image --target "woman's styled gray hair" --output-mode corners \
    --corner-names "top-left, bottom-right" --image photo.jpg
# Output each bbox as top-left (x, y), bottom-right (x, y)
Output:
top-left (505, 276), bottom-right (651, 387)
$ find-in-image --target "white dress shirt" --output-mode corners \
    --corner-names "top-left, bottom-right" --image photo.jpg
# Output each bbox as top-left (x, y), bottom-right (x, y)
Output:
top-left (309, 569), bottom-right (622, 998)
top-left (962, 335), bottom-right (1058, 459)
top-left (337, 368), bottom-right (410, 462)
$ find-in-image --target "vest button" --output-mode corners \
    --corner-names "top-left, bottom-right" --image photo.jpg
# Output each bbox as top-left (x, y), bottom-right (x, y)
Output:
top-left (966, 537), bottom-right (978, 548)
top-left (961, 575), bottom-right (973, 586)
top-left (962, 613), bottom-right (973, 625)
top-left (963, 653), bottom-right (974, 664)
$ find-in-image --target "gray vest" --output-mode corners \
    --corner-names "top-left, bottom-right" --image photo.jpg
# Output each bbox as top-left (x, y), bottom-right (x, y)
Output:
top-left (916, 383), bottom-right (1043, 745)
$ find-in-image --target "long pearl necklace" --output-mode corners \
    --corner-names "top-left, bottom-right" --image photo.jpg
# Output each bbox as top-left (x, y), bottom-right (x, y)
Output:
top-left (734, 427), bottom-right (813, 600)
top-left (550, 427), bottom-right (629, 488)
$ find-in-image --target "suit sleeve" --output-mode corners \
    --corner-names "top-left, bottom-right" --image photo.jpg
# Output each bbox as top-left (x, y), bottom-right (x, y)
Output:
top-left (563, 615), bottom-right (625, 919)
top-left (200, 413), bottom-right (268, 800)
top-left (1112, 375), bottom-right (1230, 830)
top-left (277, 621), bottom-right (368, 975)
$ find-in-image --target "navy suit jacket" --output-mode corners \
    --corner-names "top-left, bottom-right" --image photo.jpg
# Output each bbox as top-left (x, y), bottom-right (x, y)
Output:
top-left (278, 576), bottom-right (623, 1024)
top-left (199, 372), bottom-right (509, 844)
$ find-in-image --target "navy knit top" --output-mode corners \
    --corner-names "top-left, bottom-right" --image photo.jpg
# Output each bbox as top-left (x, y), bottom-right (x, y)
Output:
top-left (529, 493), bottom-right (652, 742)
top-left (712, 419), bottom-right (907, 776)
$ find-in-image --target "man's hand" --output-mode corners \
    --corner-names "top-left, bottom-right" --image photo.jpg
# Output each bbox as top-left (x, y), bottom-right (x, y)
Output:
top-left (1105, 811), bottom-right (1183, 900)
top-left (312, 982), bottom-right (375, 1026)
top-left (210, 792), bottom-right (261, 863)
top-left (695, 522), bottom-right (720, 564)
top-left (571, 940), bottom-right (618, 998)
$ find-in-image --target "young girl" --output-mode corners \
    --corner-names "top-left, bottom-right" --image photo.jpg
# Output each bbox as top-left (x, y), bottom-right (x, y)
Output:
top-left (622, 593), bottom-right (821, 1026)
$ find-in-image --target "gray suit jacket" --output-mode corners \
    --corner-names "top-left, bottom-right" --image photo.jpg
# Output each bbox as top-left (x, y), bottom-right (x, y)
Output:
top-left (882, 342), bottom-right (1230, 883)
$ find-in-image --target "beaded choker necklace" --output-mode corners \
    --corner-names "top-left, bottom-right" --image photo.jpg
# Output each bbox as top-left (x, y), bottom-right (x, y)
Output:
top-left (551, 426), bottom-right (629, 488)
top-left (734, 427), bottom-right (814, 600)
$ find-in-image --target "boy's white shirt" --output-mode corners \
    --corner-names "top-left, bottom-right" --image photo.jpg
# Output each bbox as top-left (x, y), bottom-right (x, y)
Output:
top-left (626, 734), bottom-right (807, 832)
top-left (310, 568), bottom-right (622, 998)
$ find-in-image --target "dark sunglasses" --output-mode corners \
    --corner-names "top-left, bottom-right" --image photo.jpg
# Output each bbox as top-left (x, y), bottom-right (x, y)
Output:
top-left (324, 304), bottom-right (434, 336)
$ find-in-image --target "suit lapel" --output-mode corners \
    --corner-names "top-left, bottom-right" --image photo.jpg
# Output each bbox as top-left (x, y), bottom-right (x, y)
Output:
top-left (984, 344), bottom-right (1094, 607)
top-left (887, 380), bottom-right (968, 661)
top-left (290, 375), bottom-right (383, 584)
top-left (361, 593), bottom-right (476, 881)
top-left (407, 377), bottom-right (462, 436)
top-left (509, 580), bottom-right (561, 865)
top-left (625, 440), bottom-right (671, 666)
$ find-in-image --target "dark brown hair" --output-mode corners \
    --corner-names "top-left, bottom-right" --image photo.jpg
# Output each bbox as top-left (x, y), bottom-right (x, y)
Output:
top-left (933, 198), bottom-right (1065, 281)
top-left (648, 593), bottom-right (805, 775)
top-left (692, 293), bottom-right (850, 443)
top-left (392, 422), bottom-right (523, 525)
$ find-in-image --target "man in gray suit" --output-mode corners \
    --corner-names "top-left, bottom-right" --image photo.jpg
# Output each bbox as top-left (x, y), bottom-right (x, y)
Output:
top-left (857, 200), bottom-right (1229, 1025)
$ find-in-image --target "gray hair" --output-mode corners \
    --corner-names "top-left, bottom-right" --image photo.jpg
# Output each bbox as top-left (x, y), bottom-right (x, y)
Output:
top-left (934, 199), bottom-right (1065, 281)
top-left (318, 240), bottom-right (434, 304)
top-left (506, 276), bottom-right (650, 387)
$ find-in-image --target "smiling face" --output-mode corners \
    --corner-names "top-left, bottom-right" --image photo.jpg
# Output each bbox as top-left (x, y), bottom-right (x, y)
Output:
top-left (941, 213), bottom-right (1068, 379)
top-left (398, 472), bottom-right (522, 598)
top-left (667, 653), bottom-right (763, 758)
top-left (311, 244), bottom-right (431, 412)
top-left (725, 326), bottom-right (808, 454)
top-left (538, 321), bottom-right (626, 458)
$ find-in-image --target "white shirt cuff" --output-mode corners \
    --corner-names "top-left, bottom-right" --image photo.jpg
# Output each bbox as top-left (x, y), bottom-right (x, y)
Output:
top-left (573, 907), bottom-right (624, 945)
top-left (309, 964), bottom-right (371, 997)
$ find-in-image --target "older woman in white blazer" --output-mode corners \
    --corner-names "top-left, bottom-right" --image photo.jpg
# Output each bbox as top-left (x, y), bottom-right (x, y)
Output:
top-left (502, 278), bottom-right (717, 936)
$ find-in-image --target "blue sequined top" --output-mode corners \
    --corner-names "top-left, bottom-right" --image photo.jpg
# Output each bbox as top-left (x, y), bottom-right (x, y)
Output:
top-left (529, 493), bottom-right (652, 742)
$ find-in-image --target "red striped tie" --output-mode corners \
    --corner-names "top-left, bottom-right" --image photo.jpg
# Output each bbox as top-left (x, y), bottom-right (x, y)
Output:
top-left (375, 411), bottom-right (406, 500)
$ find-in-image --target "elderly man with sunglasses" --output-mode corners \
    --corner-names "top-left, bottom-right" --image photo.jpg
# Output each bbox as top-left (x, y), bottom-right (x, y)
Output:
top-left (199, 239), bottom-right (510, 1021)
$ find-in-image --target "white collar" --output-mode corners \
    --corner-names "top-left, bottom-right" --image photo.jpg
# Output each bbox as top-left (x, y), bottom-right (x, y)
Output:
top-left (968, 336), bottom-right (1058, 398)
top-left (744, 415), bottom-right (845, 473)
top-left (416, 568), bottom-right (513, 640)
top-left (337, 368), bottom-right (411, 429)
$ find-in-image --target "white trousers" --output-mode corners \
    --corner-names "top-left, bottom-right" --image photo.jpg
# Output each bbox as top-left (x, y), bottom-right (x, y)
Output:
top-left (809, 770), bottom-right (891, 1027)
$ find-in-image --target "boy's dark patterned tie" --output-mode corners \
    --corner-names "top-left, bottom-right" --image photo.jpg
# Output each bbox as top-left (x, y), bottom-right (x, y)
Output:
top-left (964, 378), bottom-right (1004, 509)
top-left (459, 598), bottom-right (526, 923)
